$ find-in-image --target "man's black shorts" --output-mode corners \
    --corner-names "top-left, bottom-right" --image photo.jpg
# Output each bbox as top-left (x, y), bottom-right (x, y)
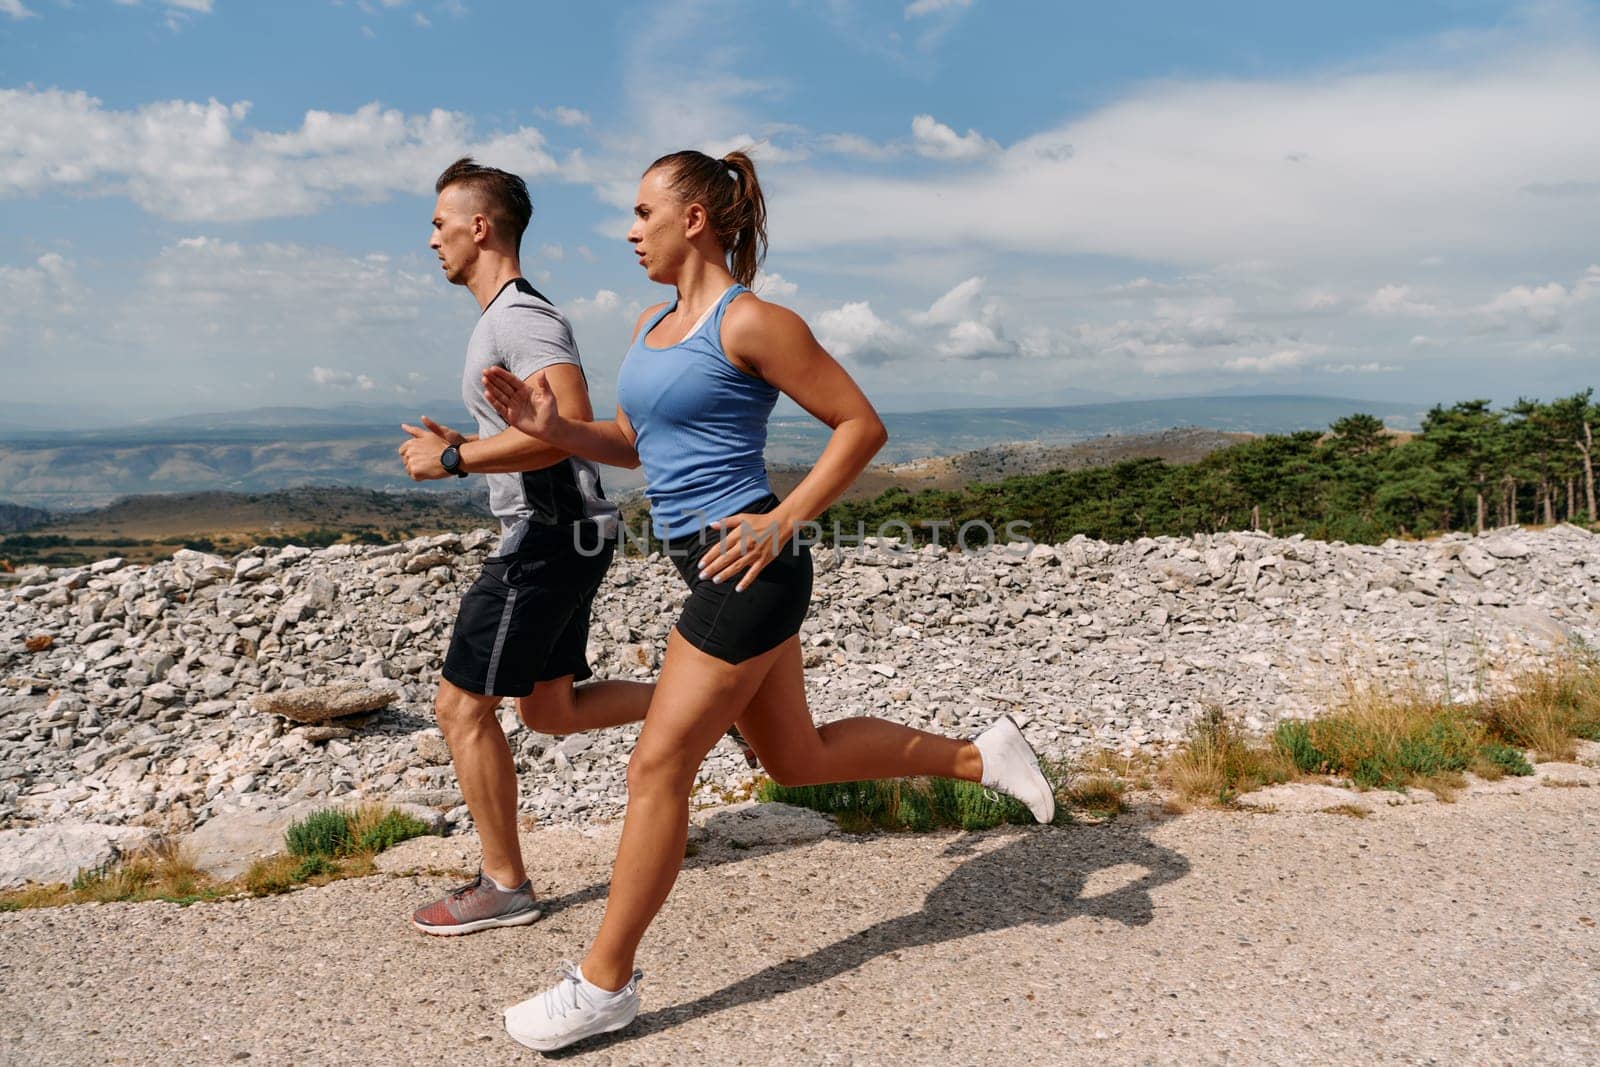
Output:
top-left (442, 522), bottom-right (615, 698)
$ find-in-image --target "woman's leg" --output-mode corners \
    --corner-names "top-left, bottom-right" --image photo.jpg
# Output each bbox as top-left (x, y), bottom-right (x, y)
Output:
top-left (517, 677), bottom-right (655, 735)
top-left (578, 629), bottom-right (781, 990)
top-left (734, 636), bottom-right (983, 785)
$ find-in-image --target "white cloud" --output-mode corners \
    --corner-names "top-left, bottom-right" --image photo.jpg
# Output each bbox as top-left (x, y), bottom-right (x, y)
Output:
top-left (311, 367), bottom-right (356, 388)
top-left (1225, 349), bottom-right (1310, 373)
top-left (815, 301), bottom-right (912, 365)
top-left (910, 114), bottom-right (998, 161)
top-left (904, 0), bottom-right (972, 17)
top-left (1477, 279), bottom-right (1576, 332)
top-left (1321, 362), bottom-right (1401, 373)
top-left (1410, 334), bottom-right (1444, 348)
top-left (414, 12), bottom-right (431, 27)
top-left (912, 275), bottom-right (986, 325)
top-left (819, 133), bottom-right (902, 161)
top-left (1365, 285), bottom-right (1437, 317)
top-left (566, 289), bottom-right (623, 322)
top-left (0, 251), bottom-right (76, 350)
top-left (548, 106), bottom-right (591, 128)
top-left (935, 318), bottom-right (1014, 359)
top-left (753, 271), bottom-right (798, 298)
top-left (772, 47), bottom-right (1600, 268)
top-left (0, 90), bottom-right (561, 222)
top-left (538, 243), bottom-right (565, 261)
top-left (816, 278), bottom-right (1020, 364)
top-left (1, 0), bottom-right (37, 20)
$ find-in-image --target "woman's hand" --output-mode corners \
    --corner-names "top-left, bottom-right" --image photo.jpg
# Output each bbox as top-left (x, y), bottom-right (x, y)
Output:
top-left (698, 509), bottom-right (797, 591)
top-left (483, 366), bottom-right (561, 441)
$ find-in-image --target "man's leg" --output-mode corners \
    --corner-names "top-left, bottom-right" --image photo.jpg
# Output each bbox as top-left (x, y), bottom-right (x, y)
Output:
top-left (434, 676), bottom-right (525, 886)
top-left (412, 675), bottom-right (544, 936)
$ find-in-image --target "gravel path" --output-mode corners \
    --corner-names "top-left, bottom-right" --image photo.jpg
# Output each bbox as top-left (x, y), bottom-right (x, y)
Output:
top-left (3, 786), bottom-right (1597, 1066)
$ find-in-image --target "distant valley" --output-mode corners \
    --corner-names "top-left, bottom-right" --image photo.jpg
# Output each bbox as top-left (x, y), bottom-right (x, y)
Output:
top-left (0, 394), bottom-right (1421, 511)
top-left (2, 428), bottom-right (1250, 568)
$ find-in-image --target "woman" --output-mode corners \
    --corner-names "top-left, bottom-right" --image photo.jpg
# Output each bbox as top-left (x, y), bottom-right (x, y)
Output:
top-left (483, 149), bottom-right (1055, 1052)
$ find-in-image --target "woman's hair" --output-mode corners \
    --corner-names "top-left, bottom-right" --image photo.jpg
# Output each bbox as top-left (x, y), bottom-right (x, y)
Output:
top-left (645, 149), bottom-right (767, 287)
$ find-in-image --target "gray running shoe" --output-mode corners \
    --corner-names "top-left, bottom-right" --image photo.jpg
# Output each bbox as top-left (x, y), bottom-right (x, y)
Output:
top-left (411, 871), bottom-right (542, 936)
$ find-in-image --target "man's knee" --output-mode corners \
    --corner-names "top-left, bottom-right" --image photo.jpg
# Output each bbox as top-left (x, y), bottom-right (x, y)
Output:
top-left (434, 679), bottom-right (500, 737)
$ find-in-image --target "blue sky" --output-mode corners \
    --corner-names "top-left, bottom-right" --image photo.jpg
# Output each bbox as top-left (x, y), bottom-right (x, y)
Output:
top-left (1, 0), bottom-right (1598, 422)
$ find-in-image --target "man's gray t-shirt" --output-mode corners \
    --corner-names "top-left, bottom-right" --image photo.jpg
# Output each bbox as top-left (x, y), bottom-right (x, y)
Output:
top-left (461, 278), bottom-right (619, 553)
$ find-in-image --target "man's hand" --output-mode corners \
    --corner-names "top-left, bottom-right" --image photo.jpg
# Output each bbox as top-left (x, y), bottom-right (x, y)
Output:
top-left (418, 416), bottom-right (466, 446)
top-left (399, 420), bottom-right (454, 480)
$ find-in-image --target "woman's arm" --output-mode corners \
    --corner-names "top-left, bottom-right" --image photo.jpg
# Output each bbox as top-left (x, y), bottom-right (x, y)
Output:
top-left (697, 295), bottom-right (888, 588)
top-left (482, 366), bottom-right (641, 469)
top-left (401, 364), bottom-right (590, 479)
top-left (480, 303), bottom-right (667, 470)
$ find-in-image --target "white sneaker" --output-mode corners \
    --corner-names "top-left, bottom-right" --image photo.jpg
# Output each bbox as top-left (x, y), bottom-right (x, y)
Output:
top-left (504, 960), bottom-right (642, 1052)
top-left (974, 714), bottom-right (1056, 824)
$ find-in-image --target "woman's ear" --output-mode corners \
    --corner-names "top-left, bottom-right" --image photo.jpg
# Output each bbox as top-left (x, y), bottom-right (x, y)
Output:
top-left (683, 202), bottom-right (708, 240)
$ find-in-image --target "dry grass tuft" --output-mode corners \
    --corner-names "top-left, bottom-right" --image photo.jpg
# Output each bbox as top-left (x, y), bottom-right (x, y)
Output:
top-left (3, 805), bottom-right (439, 912)
top-left (1321, 804), bottom-right (1371, 819)
top-left (1477, 657), bottom-right (1600, 762)
top-left (1163, 707), bottom-right (1295, 804)
top-left (1066, 774), bottom-right (1128, 815)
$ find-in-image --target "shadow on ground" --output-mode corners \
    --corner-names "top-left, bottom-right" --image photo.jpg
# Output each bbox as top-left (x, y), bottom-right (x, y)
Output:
top-left (560, 822), bottom-right (1191, 1053)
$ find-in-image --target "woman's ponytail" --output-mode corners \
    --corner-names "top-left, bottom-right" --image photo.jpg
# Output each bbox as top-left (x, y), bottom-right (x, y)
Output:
top-left (720, 151), bottom-right (767, 288)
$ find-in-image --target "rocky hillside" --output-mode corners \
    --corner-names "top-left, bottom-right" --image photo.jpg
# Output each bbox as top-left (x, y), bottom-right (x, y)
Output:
top-left (0, 501), bottom-right (50, 536)
top-left (1, 524), bottom-right (1596, 839)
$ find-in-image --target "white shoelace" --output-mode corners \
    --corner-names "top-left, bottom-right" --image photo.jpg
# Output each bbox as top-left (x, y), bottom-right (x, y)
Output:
top-left (542, 961), bottom-right (587, 1020)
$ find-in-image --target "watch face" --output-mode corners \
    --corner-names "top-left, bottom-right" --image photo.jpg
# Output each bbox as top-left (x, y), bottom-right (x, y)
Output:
top-left (442, 445), bottom-right (460, 473)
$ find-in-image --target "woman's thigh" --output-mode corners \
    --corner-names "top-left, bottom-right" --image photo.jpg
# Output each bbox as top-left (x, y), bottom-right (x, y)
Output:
top-left (730, 637), bottom-right (820, 761)
top-left (630, 629), bottom-right (784, 780)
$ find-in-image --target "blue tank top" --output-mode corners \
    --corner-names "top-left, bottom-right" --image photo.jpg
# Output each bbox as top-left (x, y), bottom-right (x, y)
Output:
top-left (616, 284), bottom-right (780, 539)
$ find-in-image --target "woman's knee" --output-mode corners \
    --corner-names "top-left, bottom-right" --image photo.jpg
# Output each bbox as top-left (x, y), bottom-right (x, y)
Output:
top-left (517, 683), bottom-right (578, 734)
top-left (744, 728), bottom-right (827, 787)
top-left (625, 741), bottom-right (700, 797)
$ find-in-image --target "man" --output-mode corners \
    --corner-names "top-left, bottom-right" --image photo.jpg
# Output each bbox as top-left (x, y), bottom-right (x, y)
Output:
top-left (398, 157), bottom-right (651, 934)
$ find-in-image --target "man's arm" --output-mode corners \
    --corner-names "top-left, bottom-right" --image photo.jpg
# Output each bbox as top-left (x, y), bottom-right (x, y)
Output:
top-left (399, 363), bottom-right (592, 480)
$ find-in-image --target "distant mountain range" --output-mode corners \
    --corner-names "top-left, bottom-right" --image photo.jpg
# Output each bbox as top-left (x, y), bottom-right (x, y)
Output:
top-left (0, 394), bottom-right (1422, 510)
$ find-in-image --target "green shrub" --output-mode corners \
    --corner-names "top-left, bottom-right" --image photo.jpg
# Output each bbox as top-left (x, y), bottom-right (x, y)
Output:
top-left (290, 855), bottom-right (335, 881)
top-left (355, 810), bottom-right (431, 854)
top-left (285, 808), bottom-right (353, 858)
top-left (758, 772), bottom-right (1053, 833)
top-left (1274, 720), bottom-right (1329, 774)
top-left (1479, 742), bottom-right (1534, 777)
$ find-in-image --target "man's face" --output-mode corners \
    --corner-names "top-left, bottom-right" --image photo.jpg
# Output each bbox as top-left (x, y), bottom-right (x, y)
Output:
top-left (429, 184), bottom-right (482, 285)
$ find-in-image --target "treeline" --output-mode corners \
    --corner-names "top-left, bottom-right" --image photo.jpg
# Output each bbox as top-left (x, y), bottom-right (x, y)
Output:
top-left (822, 390), bottom-right (1598, 546)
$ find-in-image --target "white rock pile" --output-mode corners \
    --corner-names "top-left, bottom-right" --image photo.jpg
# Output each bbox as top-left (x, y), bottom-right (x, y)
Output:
top-left (2, 524), bottom-right (1597, 849)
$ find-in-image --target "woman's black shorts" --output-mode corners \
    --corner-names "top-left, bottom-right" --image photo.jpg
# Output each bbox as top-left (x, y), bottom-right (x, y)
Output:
top-left (665, 494), bottom-right (813, 665)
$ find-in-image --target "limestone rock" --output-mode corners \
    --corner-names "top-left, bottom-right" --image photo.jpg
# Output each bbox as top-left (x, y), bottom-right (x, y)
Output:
top-left (0, 822), bottom-right (156, 889)
top-left (251, 683), bottom-right (393, 724)
top-left (1233, 783), bottom-right (1374, 814)
top-left (696, 802), bottom-right (835, 847)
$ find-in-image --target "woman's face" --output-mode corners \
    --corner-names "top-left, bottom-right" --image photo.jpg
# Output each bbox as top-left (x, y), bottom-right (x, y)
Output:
top-left (628, 168), bottom-right (693, 284)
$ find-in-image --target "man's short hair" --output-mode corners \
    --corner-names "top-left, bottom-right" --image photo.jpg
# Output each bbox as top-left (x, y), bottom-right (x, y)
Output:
top-left (435, 157), bottom-right (533, 250)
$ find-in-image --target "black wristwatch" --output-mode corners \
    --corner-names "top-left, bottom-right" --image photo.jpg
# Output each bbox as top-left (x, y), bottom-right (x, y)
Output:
top-left (440, 444), bottom-right (468, 478)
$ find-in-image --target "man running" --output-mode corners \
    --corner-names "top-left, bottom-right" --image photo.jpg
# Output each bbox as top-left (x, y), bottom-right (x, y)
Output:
top-left (397, 157), bottom-right (651, 935)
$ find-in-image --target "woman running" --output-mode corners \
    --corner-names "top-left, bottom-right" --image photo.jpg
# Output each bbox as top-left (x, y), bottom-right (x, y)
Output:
top-left (483, 149), bottom-right (1055, 1052)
